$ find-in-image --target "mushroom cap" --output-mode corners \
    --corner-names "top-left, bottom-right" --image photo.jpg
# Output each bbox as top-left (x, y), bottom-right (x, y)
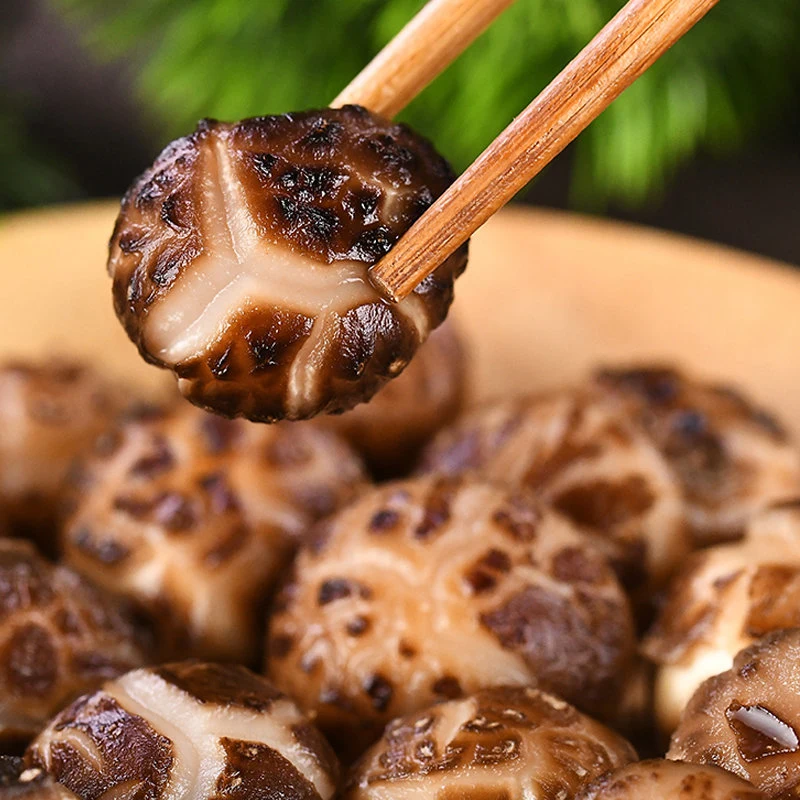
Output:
top-left (62, 402), bottom-right (366, 663)
top-left (668, 628), bottom-right (800, 797)
top-left (575, 759), bottom-right (766, 799)
top-left (417, 391), bottom-right (689, 593)
top-left (323, 319), bottom-right (467, 478)
top-left (593, 366), bottom-right (800, 546)
top-left (266, 474), bottom-right (635, 757)
top-left (26, 661), bottom-right (339, 800)
top-left (0, 360), bottom-right (125, 549)
top-left (344, 687), bottom-right (636, 800)
top-left (0, 758), bottom-right (79, 799)
top-left (108, 106), bottom-right (467, 422)
top-left (0, 538), bottom-right (149, 750)
top-left (644, 502), bottom-right (800, 734)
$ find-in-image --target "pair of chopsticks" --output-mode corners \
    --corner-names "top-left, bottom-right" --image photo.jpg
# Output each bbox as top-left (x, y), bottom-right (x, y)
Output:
top-left (332, 0), bottom-right (720, 303)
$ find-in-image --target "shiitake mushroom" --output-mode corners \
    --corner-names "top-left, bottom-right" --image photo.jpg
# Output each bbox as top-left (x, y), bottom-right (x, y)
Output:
top-left (644, 501), bottom-right (800, 735)
top-left (594, 366), bottom-right (800, 546)
top-left (669, 628), bottom-right (800, 798)
top-left (26, 661), bottom-right (339, 800)
top-left (0, 538), bottom-right (149, 751)
top-left (61, 402), bottom-right (366, 664)
top-left (266, 474), bottom-right (635, 758)
top-left (417, 390), bottom-right (690, 596)
top-left (0, 360), bottom-right (125, 551)
top-left (575, 759), bottom-right (766, 799)
top-left (344, 687), bottom-right (636, 800)
top-left (323, 319), bottom-right (467, 478)
top-left (109, 106), bottom-right (467, 423)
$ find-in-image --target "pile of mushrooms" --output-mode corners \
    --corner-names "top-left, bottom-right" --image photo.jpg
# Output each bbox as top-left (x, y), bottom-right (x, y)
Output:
top-left (4, 106), bottom-right (800, 799)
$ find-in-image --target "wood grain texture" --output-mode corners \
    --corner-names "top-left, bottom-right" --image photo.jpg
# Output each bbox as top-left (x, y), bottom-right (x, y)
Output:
top-left (331, 0), bottom-right (517, 118)
top-left (1, 201), bottom-right (799, 436)
top-left (370, 0), bottom-right (721, 301)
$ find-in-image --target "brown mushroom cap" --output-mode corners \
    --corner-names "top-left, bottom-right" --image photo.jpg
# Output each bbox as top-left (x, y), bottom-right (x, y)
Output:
top-left (108, 106), bottom-right (467, 423)
top-left (323, 320), bottom-right (467, 478)
top-left (266, 474), bottom-right (635, 757)
top-left (668, 628), bottom-right (800, 797)
top-left (0, 360), bottom-right (125, 550)
top-left (26, 661), bottom-right (339, 800)
top-left (61, 402), bottom-right (366, 663)
top-left (344, 687), bottom-right (636, 800)
top-left (0, 758), bottom-right (79, 798)
top-left (417, 391), bottom-right (689, 594)
top-left (593, 366), bottom-right (800, 546)
top-left (575, 759), bottom-right (766, 799)
top-left (644, 502), bottom-right (800, 735)
top-left (0, 538), bottom-right (149, 751)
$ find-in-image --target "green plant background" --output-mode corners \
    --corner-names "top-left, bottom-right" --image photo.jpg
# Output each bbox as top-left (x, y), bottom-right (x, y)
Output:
top-left (5, 0), bottom-right (800, 210)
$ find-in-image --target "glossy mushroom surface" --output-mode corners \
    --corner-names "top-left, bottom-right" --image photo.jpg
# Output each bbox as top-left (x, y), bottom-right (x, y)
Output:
top-left (0, 360), bottom-right (124, 550)
top-left (344, 687), bottom-right (636, 800)
top-left (26, 661), bottom-right (339, 800)
top-left (266, 475), bottom-right (635, 757)
top-left (668, 629), bottom-right (800, 797)
top-left (418, 391), bottom-right (689, 593)
top-left (575, 759), bottom-right (766, 799)
top-left (324, 320), bottom-right (467, 478)
top-left (62, 403), bottom-right (366, 663)
top-left (594, 366), bottom-right (800, 546)
top-left (109, 106), bottom-right (467, 422)
top-left (644, 501), bottom-right (800, 734)
top-left (0, 539), bottom-right (149, 750)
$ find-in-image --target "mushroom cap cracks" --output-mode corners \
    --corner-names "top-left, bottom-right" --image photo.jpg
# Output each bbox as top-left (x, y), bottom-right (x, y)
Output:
top-left (594, 366), bottom-right (800, 546)
top-left (62, 402), bottom-right (366, 663)
top-left (0, 538), bottom-right (149, 750)
top-left (266, 475), bottom-right (635, 757)
top-left (344, 687), bottom-right (636, 800)
top-left (669, 628), bottom-right (800, 798)
top-left (26, 661), bottom-right (340, 800)
top-left (575, 759), bottom-right (766, 800)
top-left (644, 501), bottom-right (800, 735)
top-left (109, 106), bottom-right (467, 422)
top-left (418, 391), bottom-right (689, 594)
top-left (324, 319), bottom-right (467, 478)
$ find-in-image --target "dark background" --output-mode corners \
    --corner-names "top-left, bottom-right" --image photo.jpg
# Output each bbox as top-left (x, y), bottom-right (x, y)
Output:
top-left (3, 0), bottom-right (799, 265)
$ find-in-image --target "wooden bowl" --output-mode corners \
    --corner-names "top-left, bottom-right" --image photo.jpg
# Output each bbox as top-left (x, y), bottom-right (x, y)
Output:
top-left (1, 201), bottom-right (799, 431)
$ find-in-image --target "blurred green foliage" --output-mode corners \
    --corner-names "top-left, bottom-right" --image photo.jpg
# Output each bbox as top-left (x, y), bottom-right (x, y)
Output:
top-left (0, 100), bottom-right (81, 212)
top-left (38, 0), bottom-right (800, 206)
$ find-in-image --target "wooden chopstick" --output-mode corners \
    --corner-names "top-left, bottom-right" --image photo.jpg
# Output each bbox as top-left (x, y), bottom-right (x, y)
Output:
top-left (332, 0), bottom-right (518, 119)
top-left (369, 0), bottom-right (721, 303)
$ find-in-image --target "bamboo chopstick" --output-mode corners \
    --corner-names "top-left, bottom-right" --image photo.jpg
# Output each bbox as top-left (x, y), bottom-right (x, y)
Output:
top-left (332, 0), bottom-right (518, 119)
top-left (369, 0), bottom-right (721, 302)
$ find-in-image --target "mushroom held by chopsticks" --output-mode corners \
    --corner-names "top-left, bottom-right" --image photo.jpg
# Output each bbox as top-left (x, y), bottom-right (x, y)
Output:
top-left (266, 474), bottom-right (635, 759)
top-left (109, 106), bottom-right (466, 422)
top-left (344, 687), bottom-right (636, 800)
top-left (106, 0), bottom-right (721, 425)
top-left (26, 661), bottom-right (340, 800)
